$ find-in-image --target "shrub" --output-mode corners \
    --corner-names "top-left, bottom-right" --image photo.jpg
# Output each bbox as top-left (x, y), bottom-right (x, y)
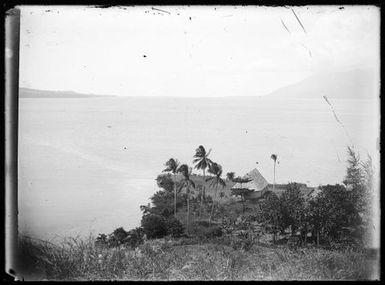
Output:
top-left (107, 227), bottom-right (128, 247)
top-left (147, 190), bottom-right (175, 218)
top-left (279, 183), bottom-right (306, 235)
top-left (308, 184), bottom-right (362, 245)
top-left (191, 221), bottom-right (223, 240)
top-left (287, 236), bottom-right (301, 249)
top-left (194, 220), bottom-right (210, 227)
top-left (207, 226), bottom-right (223, 238)
top-left (113, 227), bottom-right (128, 241)
top-left (166, 217), bottom-right (185, 238)
top-left (124, 227), bottom-right (145, 249)
top-left (95, 233), bottom-right (108, 247)
top-left (141, 214), bottom-right (168, 239)
top-left (230, 230), bottom-right (256, 251)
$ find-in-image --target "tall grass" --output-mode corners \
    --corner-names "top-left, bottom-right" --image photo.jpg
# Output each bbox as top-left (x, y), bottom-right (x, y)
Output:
top-left (18, 235), bottom-right (378, 281)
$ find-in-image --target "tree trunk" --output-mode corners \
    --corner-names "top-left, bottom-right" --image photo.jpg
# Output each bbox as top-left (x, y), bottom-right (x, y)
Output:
top-left (174, 174), bottom-right (177, 218)
top-left (200, 169), bottom-right (205, 219)
top-left (209, 185), bottom-right (218, 225)
top-left (186, 189), bottom-right (190, 235)
top-left (273, 162), bottom-right (276, 191)
top-left (303, 227), bottom-right (307, 244)
top-left (316, 229), bottom-right (320, 246)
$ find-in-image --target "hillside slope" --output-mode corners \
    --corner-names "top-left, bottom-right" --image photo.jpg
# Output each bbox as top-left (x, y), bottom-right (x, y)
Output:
top-left (266, 68), bottom-right (378, 100)
top-left (19, 88), bottom-right (116, 98)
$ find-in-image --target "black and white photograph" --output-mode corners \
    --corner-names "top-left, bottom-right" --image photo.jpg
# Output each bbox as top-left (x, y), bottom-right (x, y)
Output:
top-left (5, 5), bottom-right (380, 280)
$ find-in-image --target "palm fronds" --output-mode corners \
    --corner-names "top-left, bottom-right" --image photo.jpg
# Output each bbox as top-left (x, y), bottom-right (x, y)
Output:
top-left (207, 162), bottom-right (222, 177)
top-left (177, 164), bottom-right (189, 177)
top-left (193, 145), bottom-right (213, 170)
top-left (163, 158), bottom-right (180, 174)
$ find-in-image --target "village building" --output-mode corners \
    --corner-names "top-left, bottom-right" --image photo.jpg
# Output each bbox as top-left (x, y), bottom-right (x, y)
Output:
top-left (230, 168), bottom-right (319, 202)
top-left (231, 168), bottom-right (269, 200)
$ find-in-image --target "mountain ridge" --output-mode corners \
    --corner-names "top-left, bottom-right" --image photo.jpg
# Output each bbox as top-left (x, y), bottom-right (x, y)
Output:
top-left (265, 68), bottom-right (378, 100)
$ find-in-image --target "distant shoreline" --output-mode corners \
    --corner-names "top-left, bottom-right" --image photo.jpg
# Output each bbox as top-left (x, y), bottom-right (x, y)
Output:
top-left (19, 88), bottom-right (117, 98)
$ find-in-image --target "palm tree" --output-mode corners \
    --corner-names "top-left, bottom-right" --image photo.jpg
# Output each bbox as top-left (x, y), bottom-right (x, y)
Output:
top-left (271, 154), bottom-right (277, 191)
top-left (226, 172), bottom-right (235, 181)
top-left (162, 158), bottom-right (180, 217)
top-left (177, 164), bottom-right (195, 234)
top-left (193, 145), bottom-right (213, 219)
top-left (206, 162), bottom-right (226, 225)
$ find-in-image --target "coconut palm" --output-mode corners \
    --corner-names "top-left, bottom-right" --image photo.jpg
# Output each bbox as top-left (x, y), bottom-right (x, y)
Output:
top-left (177, 164), bottom-right (195, 234)
top-left (193, 145), bottom-right (213, 218)
top-left (206, 162), bottom-right (226, 224)
top-left (226, 172), bottom-right (235, 181)
top-left (271, 154), bottom-right (278, 191)
top-left (162, 158), bottom-right (180, 217)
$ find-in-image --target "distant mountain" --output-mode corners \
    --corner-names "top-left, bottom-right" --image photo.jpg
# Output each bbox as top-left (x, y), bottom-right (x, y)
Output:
top-left (19, 88), bottom-right (116, 98)
top-left (266, 68), bottom-right (379, 100)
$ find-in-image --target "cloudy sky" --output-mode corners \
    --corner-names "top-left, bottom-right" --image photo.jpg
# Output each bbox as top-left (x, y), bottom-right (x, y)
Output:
top-left (19, 5), bottom-right (380, 97)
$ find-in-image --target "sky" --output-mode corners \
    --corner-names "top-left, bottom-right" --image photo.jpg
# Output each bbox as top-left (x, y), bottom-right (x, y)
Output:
top-left (19, 5), bottom-right (380, 97)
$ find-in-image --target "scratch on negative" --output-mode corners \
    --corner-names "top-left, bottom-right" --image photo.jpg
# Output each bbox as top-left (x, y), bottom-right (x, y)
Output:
top-left (323, 95), bottom-right (354, 145)
top-left (323, 95), bottom-right (341, 124)
top-left (300, 43), bottom-right (312, 58)
top-left (151, 7), bottom-right (171, 14)
top-left (281, 19), bottom-right (291, 34)
top-left (291, 8), bottom-right (307, 34)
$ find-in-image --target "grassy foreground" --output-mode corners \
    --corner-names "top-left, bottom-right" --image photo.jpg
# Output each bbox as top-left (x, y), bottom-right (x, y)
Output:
top-left (17, 235), bottom-right (378, 281)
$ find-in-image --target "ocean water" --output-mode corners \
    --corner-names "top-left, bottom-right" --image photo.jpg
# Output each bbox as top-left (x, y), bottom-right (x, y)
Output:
top-left (18, 96), bottom-right (380, 241)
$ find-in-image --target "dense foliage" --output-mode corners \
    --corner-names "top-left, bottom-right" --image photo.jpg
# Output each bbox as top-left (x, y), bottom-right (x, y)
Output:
top-left (279, 183), bottom-right (306, 235)
top-left (260, 191), bottom-right (282, 242)
top-left (259, 147), bottom-right (374, 247)
top-left (231, 188), bottom-right (254, 201)
top-left (315, 186), bottom-right (354, 231)
top-left (141, 214), bottom-right (168, 239)
top-left (125, 227), bottom-right (145, 249)
top-left (166, 217), bottom-right (185, 238)
top-left (140, 174), bottom-right (184, 218)
top-left (95, 227), bottom-right (144, 249)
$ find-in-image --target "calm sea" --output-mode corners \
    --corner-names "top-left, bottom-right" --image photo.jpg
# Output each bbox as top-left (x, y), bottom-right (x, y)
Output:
top-left (18, 96), bottom-right (379, 241)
